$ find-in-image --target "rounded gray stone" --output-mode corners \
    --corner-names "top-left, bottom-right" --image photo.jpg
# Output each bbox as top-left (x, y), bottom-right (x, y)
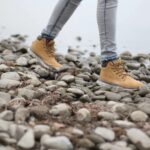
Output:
top-left (41, 135), bottom-right (73, 150)
top-left (17, 129), bottom-right (35, 149)
top-left (105, 92), bottom-right (122, 101)
top-left (138, 102), bottom-right (150, 115)
top-left (97, 112), bottom-right (119, 120)
top-left (76, 108), bottom-right (91, 122)
top-left (0, 79), bottom-right (20, 89)
top-left (1, 72), bottom-right (20, 81)
top-left (16, 57), bottom-right (28, 66)
top-left (94, 127), bottom-right (115, 141)
top-left (0, 110), bottom-right (13, 121)
top-left (0, 64), bottom-right (9, 71)
top-left (49, 103), bottom-right (72, 117)
top-left (34, 125), bottom-right (51, 139)
top-left (114, 120), bottom-right (136, 128)
top-left (18, 88), bottom-right (35, 99)
top-left (61, 75), bottom-right (75, 83)
top-left (67, 88), bottom-right (84, 96)
top-left (126, 128), bottom-right (150, 150)
top-left (130, 111), bottom-right (148, 122)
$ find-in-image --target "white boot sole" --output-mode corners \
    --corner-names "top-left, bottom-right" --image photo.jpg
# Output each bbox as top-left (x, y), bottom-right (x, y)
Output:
top-left (96, 80), bottom-right (138, 91)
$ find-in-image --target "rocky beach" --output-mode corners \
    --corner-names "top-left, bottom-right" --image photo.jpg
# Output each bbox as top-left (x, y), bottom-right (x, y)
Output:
top-left (0, 35), bottom-right (150, 150)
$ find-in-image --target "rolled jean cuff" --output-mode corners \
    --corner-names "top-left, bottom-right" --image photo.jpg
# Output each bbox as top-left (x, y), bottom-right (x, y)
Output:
top-left (41, 33), bottom-right (55, 40)
top-left (101, 53), bottom-right (118, 62)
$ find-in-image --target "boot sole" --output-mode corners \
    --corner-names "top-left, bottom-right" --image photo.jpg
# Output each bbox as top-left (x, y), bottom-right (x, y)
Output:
top-left (28, 48), bottom-right (58, 72)
top-left (97, 80), bottom-right (139, 90)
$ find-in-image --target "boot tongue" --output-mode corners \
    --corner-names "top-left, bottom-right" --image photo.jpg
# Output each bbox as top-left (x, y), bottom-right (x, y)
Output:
top-left (102, 58), bottom-right (120, 67)
top-left (111, 58), bottom-right (123, 65)
top-left (111, 59), bottom-right (128, 78)
top-left (46, 40), bottom-right (55, 46)
top-left (46, 40), bottom-right (55, 57)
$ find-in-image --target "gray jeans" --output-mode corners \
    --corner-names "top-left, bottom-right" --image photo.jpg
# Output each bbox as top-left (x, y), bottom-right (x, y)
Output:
top-left (41, 0), bottom-right (118, 62)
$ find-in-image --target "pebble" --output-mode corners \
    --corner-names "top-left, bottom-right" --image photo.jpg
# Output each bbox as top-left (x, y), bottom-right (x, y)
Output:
top-left (28, 58), bottom-right (37, 65)
top-left (139, 86), bottom-right (150, 96)
top-left (105, 92), bottom-right (122, 101)
top-left (56, 81), bottom-right (68, 87)
top-left (67, 88), bottom-right (84, 96)
top-left (76, 108), bottom-right (91, 122)
top-left (18, 129), bottom-right (35, 149)
top-left (16, 56), bottom-right (28, 66)
top-left (97, 112), bottom-right (119, 120)
top-left (0, 133), bottom-right (16, 144)
top-left (0, 79), bottom-right (20, 89)
top-left (0, 98), bottom-right (7, 108)
top-left (18, 88), bottom-right (35, 99)
top-left (0, 119), bottom-right (12, 132)
top-left (94, 127), bottom-right (115, 141)
top-left (1, 72), bottom-right (20, 81)
top-left (49, 103), bottom-right (72, 117)
top-left (9, 124), bottom-right (28, 141)
top-left (99, 142), bottom-right (132, 150)
top-left (0, 110), bottom-right (13, 121)
top-left (114, 120), bottom-right (136, 128)
top-left (61, 74), bottom-right (75, 83)
top-left (87, 133), bottom-right (105, 144)
top-left (33, 125), bottom-right (51, 139)
top-left (41, 135), bottom-right (73, 150)
top-left (0, 146), bottom-right (15, 150)
top-left (0, 92), bottom-right (11, 102)
top-left (46, 85), bottom-right (57, 91)
top-left (78, 74), bottom-right (90, 81)
top-left (79, 94), bottom-right (91, 102)
top-left (120, 97), bottom-right (132, 103)
top-left (126, 128), bottom-right (150, 150)
top-left (138, 102), bottom-right (150, 115)
top-left (70, 127), bottom-right (84, 136)
top-left (15, 108), bottom-right (30, 123)
top-left (139, 74), bottom-right (150, 83)
top-left (34, 88), bottom-right (46, 98)
top-left (130, 111), bottom-right (148, 122)
top-left (3, 53), bottom-right (17, 61)
top-left (0, 64), bottom-right (9, 71)
top-left (29, 105), bottom-right (49, 120)
top-left (126, 62), bottom-right (141, 70)
top-left (45, 80), bottom-right (55, 86)
top-left (78, 138), bottom-right (95, 148)
top-left (34, 65), bottom-right (49, 77)
top-left (111, 103), bottom-right (134, 115)
top-left (29, 78), bottom-right (41, 86)
top-left (65, 54), bottom-right (77, 62)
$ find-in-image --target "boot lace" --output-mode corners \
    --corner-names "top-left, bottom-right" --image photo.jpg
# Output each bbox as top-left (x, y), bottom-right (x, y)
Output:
top-left (45, 41), bottom-right (55, 57)
top-left (111, 60), bottom-right (129, 80)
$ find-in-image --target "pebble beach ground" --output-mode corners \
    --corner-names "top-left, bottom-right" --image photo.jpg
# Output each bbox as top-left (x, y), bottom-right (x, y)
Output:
top-left (0, 35), bottom-right (150, 150)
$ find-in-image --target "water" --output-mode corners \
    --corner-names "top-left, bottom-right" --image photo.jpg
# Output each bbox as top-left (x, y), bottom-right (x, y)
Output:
top-left (0, 0), bottom-right (150, 55)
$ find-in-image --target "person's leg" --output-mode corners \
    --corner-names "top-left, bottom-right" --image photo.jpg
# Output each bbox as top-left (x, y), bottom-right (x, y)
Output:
top-left (41, 0), bottom-right (83, 40)
top-left (98, 0), bottom-right (144, 89)
top-left (30, 0), bottom-right (82, 70)
top-left (97, 0), bottom-right (118, 63)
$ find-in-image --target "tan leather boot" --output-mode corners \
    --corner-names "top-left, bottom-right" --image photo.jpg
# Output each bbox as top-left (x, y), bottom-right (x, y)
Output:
top-left (29, 37), bottom-right (62, 70)
top-left (100, 59), bottom-right (144, 89)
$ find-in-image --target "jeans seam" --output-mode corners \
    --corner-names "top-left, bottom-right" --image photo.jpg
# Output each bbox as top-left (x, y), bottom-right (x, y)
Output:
top-left (104, 0), bottom-right (107, 46)
top-left (49, 0), bottom-right (71, 37)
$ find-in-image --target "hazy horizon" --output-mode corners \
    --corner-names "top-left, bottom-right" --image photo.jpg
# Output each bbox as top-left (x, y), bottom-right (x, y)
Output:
top-left (0, 0), bottom-right (150, 55)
